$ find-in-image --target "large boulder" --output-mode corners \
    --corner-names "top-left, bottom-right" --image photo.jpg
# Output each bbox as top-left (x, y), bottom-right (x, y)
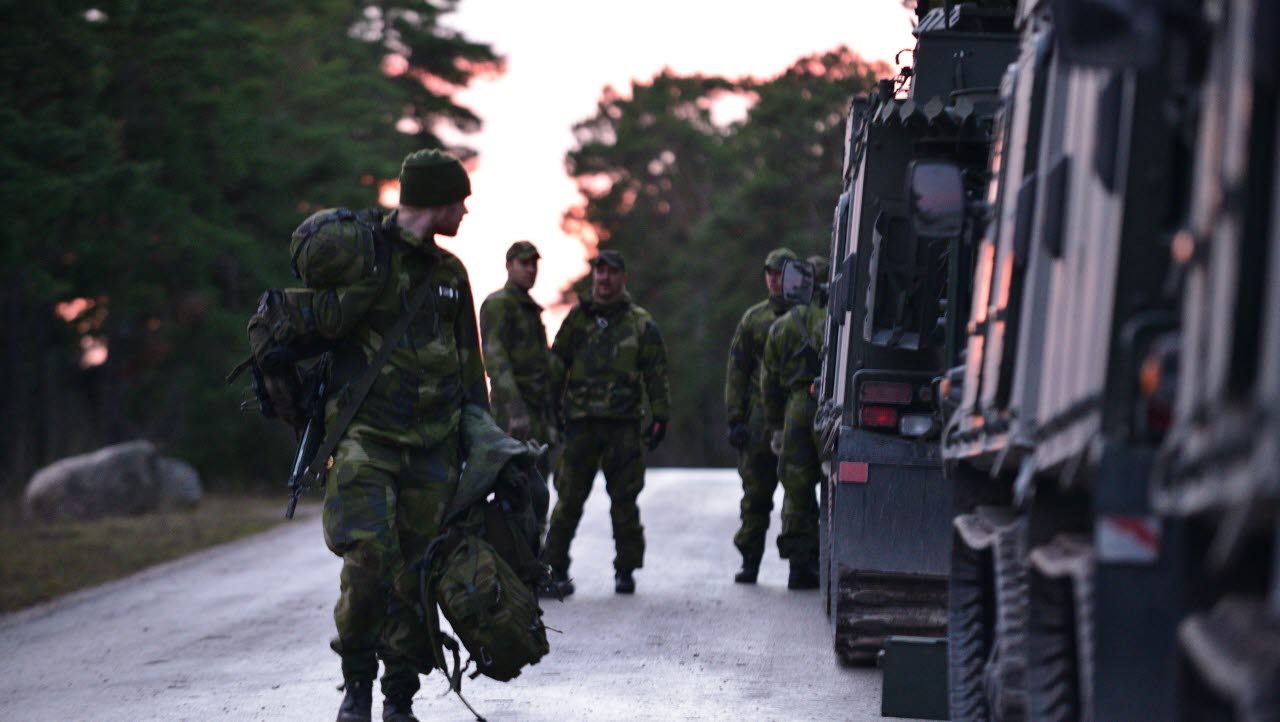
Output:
top-left (23, 441), bottom-right (203, 522)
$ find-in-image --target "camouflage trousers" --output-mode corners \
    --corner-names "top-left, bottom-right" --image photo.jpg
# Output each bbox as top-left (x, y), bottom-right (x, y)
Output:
top-left (732, 406), bottom-right (780, 562)
top-left (322, 429), bottom-right (460, 700)
top-left (777, 391), bottom-right (820, 563)
top-left (542, 419), bottom-right (645, 575)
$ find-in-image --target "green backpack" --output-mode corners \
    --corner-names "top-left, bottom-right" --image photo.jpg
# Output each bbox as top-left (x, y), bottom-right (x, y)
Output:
top-left (227, 207), bottom-right (388, 429)
top-left (428, 505), bottom-right (550, 681)
top-left (412, 408), bottom-right (553, 718)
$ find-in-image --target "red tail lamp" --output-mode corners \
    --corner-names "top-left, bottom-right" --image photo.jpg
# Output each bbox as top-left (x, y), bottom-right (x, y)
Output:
top-left (860, 381), bottom-right (913, 405)
top-left (861, 405), bottom-right (899, 428)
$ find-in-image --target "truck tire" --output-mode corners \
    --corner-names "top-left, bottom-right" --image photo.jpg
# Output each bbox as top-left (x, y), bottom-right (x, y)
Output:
top-left (1026, 569), bottom-right (1081, 721)
top-left (949, 516), bottom-right (995, 722)
top-left (985, 518), bottom-right (1028, 722)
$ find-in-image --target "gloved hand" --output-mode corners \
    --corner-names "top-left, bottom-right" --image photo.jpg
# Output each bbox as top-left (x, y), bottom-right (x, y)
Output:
top-left (643, 419), bottom-right (668, 451)
top-left (770, 429), bottom-right (784, 456)
top-left (728, 423), bottom-right (750, 450)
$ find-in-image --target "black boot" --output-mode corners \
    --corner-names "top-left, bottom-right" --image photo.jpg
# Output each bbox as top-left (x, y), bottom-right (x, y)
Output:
top-left (538, 569), bottom-right (574, 598)
top-left (614, 569), bottom-right (636, 594)
top-left (336, 679), bottom-right (372, 722)
top-left (787, 559), bottom-right (819, 590)
top-left (734, 554), bottom-right (761, 584)
top-left (381, 697), bottom-right (419, 722)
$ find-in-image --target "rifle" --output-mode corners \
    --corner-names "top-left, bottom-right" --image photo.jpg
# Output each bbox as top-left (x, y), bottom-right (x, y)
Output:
top-left (285, 372), bottom-right (326, 519)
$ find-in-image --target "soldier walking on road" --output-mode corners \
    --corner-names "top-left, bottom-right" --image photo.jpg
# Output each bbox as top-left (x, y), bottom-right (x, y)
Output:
top-left (542, 249), bottom-right (671, 596)
top-left (479, 241), bottom-right (557, 475)
top-left (724, 247), bottom-right (797, 584)
top-left (762, 255), bottom-right (829, 591)
top-left (310, 149), bottom-right (488, 722)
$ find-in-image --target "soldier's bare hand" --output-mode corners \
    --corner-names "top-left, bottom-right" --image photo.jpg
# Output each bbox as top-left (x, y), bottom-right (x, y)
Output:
top-left (770, 430), bottom-right (784, 456)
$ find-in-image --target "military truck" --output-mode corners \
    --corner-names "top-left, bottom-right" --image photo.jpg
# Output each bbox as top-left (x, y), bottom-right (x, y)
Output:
top-left (817, 0), bottom-right (1279, 719)
top-left (812, 0), bottom-right (1017, 664)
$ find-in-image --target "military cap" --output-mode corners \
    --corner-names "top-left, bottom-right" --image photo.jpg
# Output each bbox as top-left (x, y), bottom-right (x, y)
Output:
top-left (506, 240), bottom-right (540, 261)
top-left (590, 249), bottom-right (627, 270)
top-left (764, 247), bottom-right (798, 270)
top-left (399, 148), bottom-right (471, 208)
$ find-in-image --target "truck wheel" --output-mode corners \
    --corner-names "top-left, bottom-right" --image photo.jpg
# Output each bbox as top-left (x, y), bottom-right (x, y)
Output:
top-left (1026, 566), bottom-right (1081, 720)
top-left (984, 518), bottom-right (1029, 722)
top-left (1025, 534), bottom-right (1093, 722)
top-left (949, 515), bottom-right (995, 722)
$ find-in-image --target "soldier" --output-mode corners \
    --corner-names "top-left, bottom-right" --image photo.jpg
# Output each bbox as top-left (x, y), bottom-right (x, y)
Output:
top-left (478, 240), bottom-right (557, 475)
top-left (310, 149), bottom-right (488, 722)
top-left (542, 249), bottom-right (670, 596)
top-left (761, 255), bottom-right (829, 590)
top-left (724, 247), bottom-right (798, 584)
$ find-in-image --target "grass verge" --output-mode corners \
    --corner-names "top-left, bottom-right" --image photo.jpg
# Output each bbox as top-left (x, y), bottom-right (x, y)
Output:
top-left (0, 495), bottom-right (310, 613)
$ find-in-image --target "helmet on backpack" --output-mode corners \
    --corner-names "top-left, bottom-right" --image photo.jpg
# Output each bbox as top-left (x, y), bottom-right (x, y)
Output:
top-left (289, 208), bottom-right (383, 288)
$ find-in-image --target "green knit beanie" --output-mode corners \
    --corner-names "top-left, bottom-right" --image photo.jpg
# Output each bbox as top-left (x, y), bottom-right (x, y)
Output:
top-left (399, 149), bottom-right (471, 207)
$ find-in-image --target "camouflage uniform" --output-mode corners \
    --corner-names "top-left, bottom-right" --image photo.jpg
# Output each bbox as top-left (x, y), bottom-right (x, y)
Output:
top-left (725, 293), bottom-right (793, 562)
top-left (542, 291), bottom-right (670, 576)
top-left (310, 211), bottom-right (488, 701)
top-left (761, 300), bottom-right (826, 565)
top-left (479, 280), bottom-right (556, 465)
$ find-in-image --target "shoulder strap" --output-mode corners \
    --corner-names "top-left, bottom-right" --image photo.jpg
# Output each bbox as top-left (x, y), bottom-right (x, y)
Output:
top-left (792, 306), bottom-right (816, 351)
top-left (300, 276), bottom-right (436, 486)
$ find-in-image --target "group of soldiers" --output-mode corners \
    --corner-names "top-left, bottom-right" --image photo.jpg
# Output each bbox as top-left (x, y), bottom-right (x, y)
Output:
top-left (313, 147), bottom-right (821, 722)
top-left (724, 249), bottom-right (829, 590)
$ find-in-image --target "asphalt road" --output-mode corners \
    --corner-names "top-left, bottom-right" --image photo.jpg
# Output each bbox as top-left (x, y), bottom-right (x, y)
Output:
top-left (0, 468), bottom-right (904, 721)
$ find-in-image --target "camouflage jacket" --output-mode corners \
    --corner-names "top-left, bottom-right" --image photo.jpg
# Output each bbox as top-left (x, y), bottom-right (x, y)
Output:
top-left (724, 296), bottom-right (791, 426)
top-left (550, 292), bottom-right (670, 422)
top-left (312, 212), bottom-right (489, 448)
top-left (479, 282), bottom-right (554, 429)
top-left (762, 302), bottom-right (826, 429)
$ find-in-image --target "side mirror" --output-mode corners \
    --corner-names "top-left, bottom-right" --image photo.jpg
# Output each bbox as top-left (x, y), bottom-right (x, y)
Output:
top-left (1050, 0), bottom-right (1163, 69)
top-left (781, 258), bottom-right (814, 306)
top-left (907, 160), bottom-right (965, 238)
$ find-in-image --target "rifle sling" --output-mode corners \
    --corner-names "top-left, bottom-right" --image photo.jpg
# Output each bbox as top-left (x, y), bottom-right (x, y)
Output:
top-left (301, 276), bottom-right (437, 485)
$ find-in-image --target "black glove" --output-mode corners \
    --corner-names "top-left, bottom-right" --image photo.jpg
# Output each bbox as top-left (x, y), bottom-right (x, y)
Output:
top-left (727, 423), bottom-right (749, 450)
top-left (643, 419), bottom-right (667, 451)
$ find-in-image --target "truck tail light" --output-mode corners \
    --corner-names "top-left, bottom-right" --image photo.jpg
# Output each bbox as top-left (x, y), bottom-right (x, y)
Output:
top-left (860, 381), bottom-right (913, 405)
top-left (861, 405), bottom-right (899, 428)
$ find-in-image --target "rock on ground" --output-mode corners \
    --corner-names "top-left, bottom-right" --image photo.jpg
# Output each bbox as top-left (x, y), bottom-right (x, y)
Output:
top-left (23, 440), bottom-right (203, 522)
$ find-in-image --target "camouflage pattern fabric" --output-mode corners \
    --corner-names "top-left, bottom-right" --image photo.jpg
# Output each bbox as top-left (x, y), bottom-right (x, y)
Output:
top-left (322, 429), bottom-right (461, 700)
top-left (762, 302), bottom-right (826, 562)
top-left (732, 405), bottom-right (781, 560)
top-left (542, 419), bottom-right (646, 574)
top-left (312, 211), bottom-right (489, 449)
top-left (307, 211), bottom-right (488, 697)
top-left (724, 297), bottom-right (791, 426)
top-left (479, 281), bottom-right (557, 452)
top-left (725, 296), bottom-right (791, 560)
top-left (550, 292), bottom-right (670, 423)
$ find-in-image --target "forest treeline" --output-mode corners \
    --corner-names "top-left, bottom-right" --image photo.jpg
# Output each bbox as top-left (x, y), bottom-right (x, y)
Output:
top-left (1, 1), bottom-right (888, 493)
top-left (562, 48), bottom-right (887, 467)
top-left (0, 1), bottom-right (501, 492)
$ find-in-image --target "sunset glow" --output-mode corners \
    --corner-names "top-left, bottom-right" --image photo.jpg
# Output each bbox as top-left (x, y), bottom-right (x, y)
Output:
top-left (420, 2), bottom-right (915, 336)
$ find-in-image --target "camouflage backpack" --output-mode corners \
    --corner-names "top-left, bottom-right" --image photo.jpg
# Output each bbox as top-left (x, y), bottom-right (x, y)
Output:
top-left (414, 407), bottom-right (553, 715)
top-left (227, 207), bottom-right (388, 429)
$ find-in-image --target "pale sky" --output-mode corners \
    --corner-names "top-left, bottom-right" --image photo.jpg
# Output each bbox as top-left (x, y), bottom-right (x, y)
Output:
top-left (412, 1), bottom-right (917, 335)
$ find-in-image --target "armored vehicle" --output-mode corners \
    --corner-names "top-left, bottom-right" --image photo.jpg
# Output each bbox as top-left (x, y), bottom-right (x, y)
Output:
top-left (820, 0), bottom-right (1278, 719)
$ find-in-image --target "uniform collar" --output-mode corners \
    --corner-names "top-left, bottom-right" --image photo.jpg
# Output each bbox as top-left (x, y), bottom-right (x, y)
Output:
top-left (768, 295), bottom-right (790, 314)
top-left (504, 281), bottom-right (543, 310)
top-left (585, 290), bottom-right (632, 315)
top-left (385, 210), bottom-right (444, 257)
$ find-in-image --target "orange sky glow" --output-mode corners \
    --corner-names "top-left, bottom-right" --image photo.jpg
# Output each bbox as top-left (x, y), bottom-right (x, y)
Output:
top-left (405, 1), bottom-right (917, 337)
